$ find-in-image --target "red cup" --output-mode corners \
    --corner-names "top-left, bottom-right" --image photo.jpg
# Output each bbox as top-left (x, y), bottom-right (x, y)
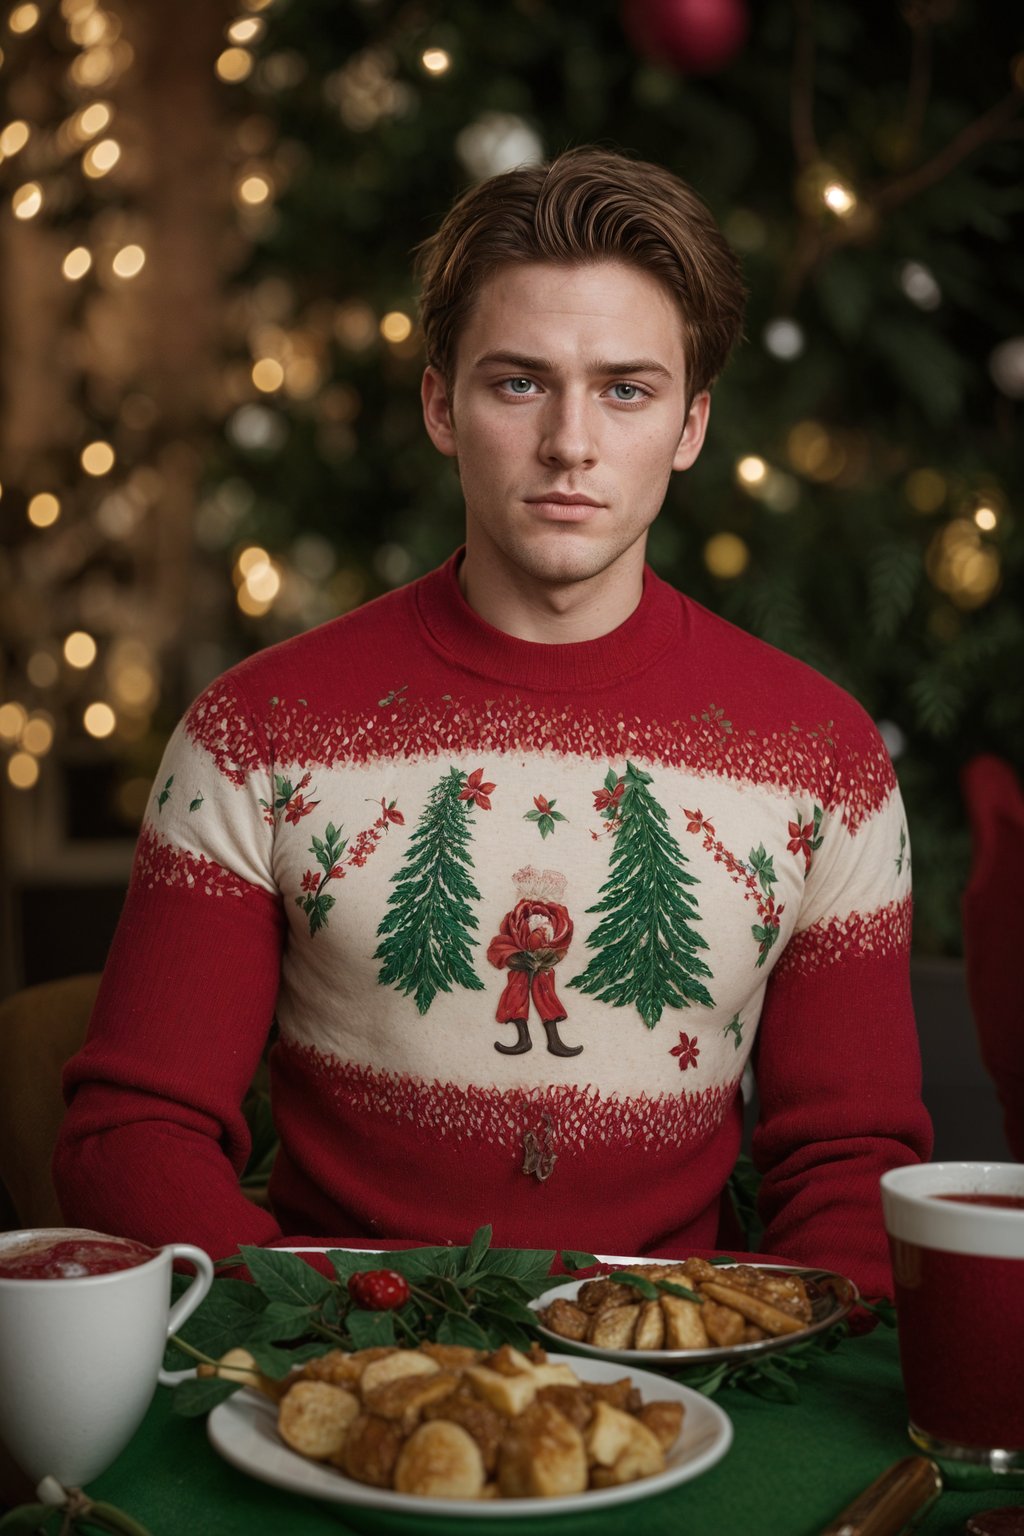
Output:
top-left (881, 1162), bottom-right (1024, 1471)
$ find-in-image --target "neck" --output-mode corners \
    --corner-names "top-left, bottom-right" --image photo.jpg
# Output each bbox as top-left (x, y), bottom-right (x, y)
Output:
top-left (458, 541), bottom-right (647, 645)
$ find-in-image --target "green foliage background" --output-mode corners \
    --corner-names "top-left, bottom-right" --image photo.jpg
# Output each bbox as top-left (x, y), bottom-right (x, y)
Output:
top-left (210, 0), bottom-right (1024, 954)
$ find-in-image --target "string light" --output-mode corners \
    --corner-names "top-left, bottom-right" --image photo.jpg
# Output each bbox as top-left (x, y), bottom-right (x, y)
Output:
top-left (83, 702), bottom-right (116, 737)
top-left (421, 48), bottom-right (451, 75)
top-left (216, 47), bottom-right (254, 83)
top-left (81, 440), bottom-right (115, 475)
top-left (7, 752), bottom-right (39, 790)
top-left (82, 137), bottom-right (121, 177)
top-left (822, 180), bottom-right (857, 217)
top-left (974, 505), bottom-right (998, 532)
top-left (76, 101), bottom-right (112, 138)
top-left (379, 311), bottom-right (413, 344)
top-left (252, 357), bottom-right (284, 392)
top-left (12, 181), bottom-right (43, 219)
top-left (704, 533), bottom-right (750, 579)
top-left (21, 713), bottom-right (54, 755)
top-left (237, 172), bottom-right (272, 205)
top-left (904, 468), bottom-right (947, 514)
top-left (111, 243), bottom-right (145, 278)
top-left (64, 631), bottom-right (98, 668)
top-left (735, 455), bottom-right (767, 487)
top-left (62, 245), bottom-right (92, 280)
top-left (926, 520), bottom-right (1001, 610)
top-left (27, 492), bottom-right (61, 527)
top-left (26, 651), bottom-right (59, 688)
top-left (0, 119), bottom-right (29, 155)
top-left (8, 5), bottom-right (40, 35)
top-left (0, 702), bottom-right (27, 741)
top-left (227, 17), bottom-right (265, 45)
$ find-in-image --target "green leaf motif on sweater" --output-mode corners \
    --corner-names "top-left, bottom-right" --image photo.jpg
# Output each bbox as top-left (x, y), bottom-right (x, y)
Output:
top-left (155, 774), bottom-right (173, 812)
top-left (375, 766), bottom-right (489, 1014)
top-left (569, 762), bottom-right (714, 1027)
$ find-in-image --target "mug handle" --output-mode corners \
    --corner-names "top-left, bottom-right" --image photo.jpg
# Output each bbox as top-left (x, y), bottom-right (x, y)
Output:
top-left (158, 1243), bottom-right (215, 1387)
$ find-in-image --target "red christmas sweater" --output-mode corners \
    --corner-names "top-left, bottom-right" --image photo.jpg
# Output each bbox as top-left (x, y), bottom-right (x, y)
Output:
top-left (56, 553), bottom-right (932, 1297)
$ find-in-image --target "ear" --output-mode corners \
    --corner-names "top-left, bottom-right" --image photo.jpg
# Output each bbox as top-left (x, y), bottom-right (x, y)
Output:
top-left (421, 366), bottom-right (458, 458)
top-left (672, 390), bottom-right (711, 473)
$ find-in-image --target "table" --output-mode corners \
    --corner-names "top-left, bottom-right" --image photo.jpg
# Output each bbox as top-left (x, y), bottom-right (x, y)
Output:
top-left (67, 1327), bottom-right (1020, 1535)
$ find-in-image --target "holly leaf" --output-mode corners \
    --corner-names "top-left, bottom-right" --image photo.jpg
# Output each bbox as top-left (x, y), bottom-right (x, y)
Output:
top-left (438, 1313), bottom-right (498, 1349)
top-left (346, 1309), bottom-right (397, 1349)
top-left (170, 1377), bottom-right (242, 1418)
top-left (239, 1247), bottom-right (336, 1306)
top-left (538, 815), bottom-right (554, 838)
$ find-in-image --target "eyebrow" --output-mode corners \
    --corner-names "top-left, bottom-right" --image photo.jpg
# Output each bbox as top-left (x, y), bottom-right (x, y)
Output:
top-left (472, 350), bottom-right (675, 382)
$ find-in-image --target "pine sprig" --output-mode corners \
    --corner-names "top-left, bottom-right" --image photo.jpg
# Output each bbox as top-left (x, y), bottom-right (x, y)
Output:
top-left (166, 1226), bottom-right (597, 1418)
top-left (570, 762), bottom-right (714, 1025)
top-left (375, 766), bottom-right (487, 1013)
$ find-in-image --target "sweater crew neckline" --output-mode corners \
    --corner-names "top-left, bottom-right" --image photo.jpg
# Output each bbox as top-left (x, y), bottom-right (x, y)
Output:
top-left (414, 551), bottom-right (681, 692)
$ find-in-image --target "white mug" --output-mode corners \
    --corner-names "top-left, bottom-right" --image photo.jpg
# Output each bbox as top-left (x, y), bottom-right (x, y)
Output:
top-left (0, 1227), bottom-right (213, 1486)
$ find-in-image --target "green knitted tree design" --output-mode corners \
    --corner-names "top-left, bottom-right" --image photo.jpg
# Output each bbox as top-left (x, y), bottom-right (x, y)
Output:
top-left (569, 762), bottom-right (714, 1027)
top-left (375, 765), bottom-right (489, 1015)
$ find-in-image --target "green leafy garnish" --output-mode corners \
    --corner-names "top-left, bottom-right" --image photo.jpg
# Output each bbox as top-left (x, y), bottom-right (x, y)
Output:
top-left (609, 1270), bottom-right (704, 1305)
top-left (166, 1225), bottom-right (570, 1416)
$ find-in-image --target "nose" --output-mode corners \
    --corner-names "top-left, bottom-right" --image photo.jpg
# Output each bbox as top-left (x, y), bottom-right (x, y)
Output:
top-left (538, 391), bottom-right (598, 470)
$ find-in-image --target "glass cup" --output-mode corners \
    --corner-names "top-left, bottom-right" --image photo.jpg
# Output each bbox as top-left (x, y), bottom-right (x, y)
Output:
top-left (0, 1227), bottom-right (213, 1486)
top-left (880, 1162), bottom-right (1024, 1471)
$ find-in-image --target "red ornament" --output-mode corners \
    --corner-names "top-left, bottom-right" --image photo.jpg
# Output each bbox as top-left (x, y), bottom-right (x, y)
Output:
top-left (622, 0), bottom-right (749, 74)
top-left (347, 1268), bottom-right (411, 1310)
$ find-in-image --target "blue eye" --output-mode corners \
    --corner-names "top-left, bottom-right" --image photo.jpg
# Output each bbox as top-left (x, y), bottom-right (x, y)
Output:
top-left (505, 377), bottom-right (534, 394)
top-left (610, 383), bottom-right (641, 401)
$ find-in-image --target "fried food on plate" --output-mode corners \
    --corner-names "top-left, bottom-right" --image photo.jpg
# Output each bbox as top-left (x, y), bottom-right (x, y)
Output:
top-left (273, 1340), bottom-right (684, 1501)
top-left (538, 1259), bottom-right (816, 1354)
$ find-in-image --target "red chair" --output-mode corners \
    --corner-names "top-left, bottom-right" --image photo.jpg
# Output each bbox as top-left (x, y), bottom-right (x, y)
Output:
top-left (961, 754), bottom-right (1024, 1161)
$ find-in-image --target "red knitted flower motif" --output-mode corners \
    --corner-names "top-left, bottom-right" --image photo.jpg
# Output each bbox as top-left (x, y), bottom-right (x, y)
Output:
top-left (593, 782), bottom-right (624, 813)
top-left (670, 1031), bottom-right (700, 1071)
top-left (380, 797), bottom-right (405, 826)
top-left (684, 807), bottom-right (714, 835)
top-left (300, 869), bottom-right (319, 893)
top-left (459, 768), bottom-right (495, 810)
top-left (284, 792), bottom-right (319, 826)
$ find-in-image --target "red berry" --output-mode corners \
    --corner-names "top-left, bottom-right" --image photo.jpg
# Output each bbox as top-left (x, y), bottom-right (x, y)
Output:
top-left (347, 1268), bottom-right (411, 1310)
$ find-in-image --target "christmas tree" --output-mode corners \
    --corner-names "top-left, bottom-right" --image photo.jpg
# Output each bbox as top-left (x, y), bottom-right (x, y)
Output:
top-left (375, 765), bottom-right (489, 1013)
top-left (570, 763), bottom-right (714, 1025)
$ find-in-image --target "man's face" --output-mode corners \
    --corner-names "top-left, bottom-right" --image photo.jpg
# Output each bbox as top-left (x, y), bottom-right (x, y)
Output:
top-left (421, 260), bottom-right (709, 594)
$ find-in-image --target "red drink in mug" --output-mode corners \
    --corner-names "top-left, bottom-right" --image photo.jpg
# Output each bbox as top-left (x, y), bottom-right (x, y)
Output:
top-left (880, 1162), bottom-right (1024, 1470)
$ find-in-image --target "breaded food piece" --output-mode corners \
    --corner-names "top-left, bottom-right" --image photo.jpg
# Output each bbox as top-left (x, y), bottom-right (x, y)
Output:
top-left (742, 1324), bottom-right (767, 1343)
top-left (336, 1412), bottom-right (405, 1487)
top-left (422, 1383), bottom-right (507, 1474)
top-left (660, 1294), bottom-right (710, 1350)
top-left (634, 1299), bottom-right (666, 1350)
top-left (702, 1298), bottom-right (745, 1348)
top-left (585, 1402), bottom-right (638, 1467)
top-left (278, 1381), bottom-right (360, 1460)
top-left (486, 1344), bottom-right (537, 1377)
top-left (419, 1342), bottom-right (483, 1370)
top-left (637, 1400), bottom-right (685, 1452)
top-left (497, 1401), bottom-right (588, 1498)
top-left (465, 1364), bottom-right (538, 1416)
top-left (359, 1350), bottom-right (441, 1396)
top-left (575, 1278), bottom-right (636, 1314)
top-left (536, 1384), bottom-right (594, 1433)
top-left (589, 1417), bottom-right (664, 1487)
top-left (394, 1420), bottom-right (486, 1499)
top-left (586, 1379), bottom-right (642, 1413)
top-left (701, 1281), bottom-right (806, 1337)
top-left (362, 1369), bottom-right (460, 1432)
top-left (539, 1298), bottom-right (589, 1342)
top-left (587, 1303), bottom-right (640, 1350)
top-left (298, 1346), bottom-right (395, 1387)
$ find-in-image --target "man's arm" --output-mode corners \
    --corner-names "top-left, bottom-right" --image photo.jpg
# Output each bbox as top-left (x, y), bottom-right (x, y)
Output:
top-left (750, 777), bottom-right (933, 1300)
top-left (54, 680), bottom-right (289, 1257)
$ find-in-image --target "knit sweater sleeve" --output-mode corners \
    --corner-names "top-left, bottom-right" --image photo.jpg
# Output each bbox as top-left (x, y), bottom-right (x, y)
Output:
top-left (54, 677), bottom-right (288, 1257)
top-left (750, 736), bottom-right (933, 1300)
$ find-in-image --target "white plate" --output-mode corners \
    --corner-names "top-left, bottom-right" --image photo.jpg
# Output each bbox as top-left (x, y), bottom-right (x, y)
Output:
top-left (531, 1263), bottom-right (857, 1367)
top-left (207, 1353), bottom-right (732, 1518)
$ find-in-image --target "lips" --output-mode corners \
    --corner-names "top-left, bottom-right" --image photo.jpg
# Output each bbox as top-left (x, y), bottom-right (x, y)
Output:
top-left (525, 493), bottom-right (604, 521)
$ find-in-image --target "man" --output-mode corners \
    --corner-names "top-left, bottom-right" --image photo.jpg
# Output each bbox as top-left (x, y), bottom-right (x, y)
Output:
top-left (55, 149), bottom-right (931, 1298)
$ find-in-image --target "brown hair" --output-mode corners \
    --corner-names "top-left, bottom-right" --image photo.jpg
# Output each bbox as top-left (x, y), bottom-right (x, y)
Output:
top-left (416, 147), bottom-right (746, 399)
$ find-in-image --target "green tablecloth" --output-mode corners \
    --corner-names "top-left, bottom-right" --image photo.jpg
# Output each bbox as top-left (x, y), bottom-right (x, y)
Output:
top-left (75, 1329), bottom-right (1021, 1536)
